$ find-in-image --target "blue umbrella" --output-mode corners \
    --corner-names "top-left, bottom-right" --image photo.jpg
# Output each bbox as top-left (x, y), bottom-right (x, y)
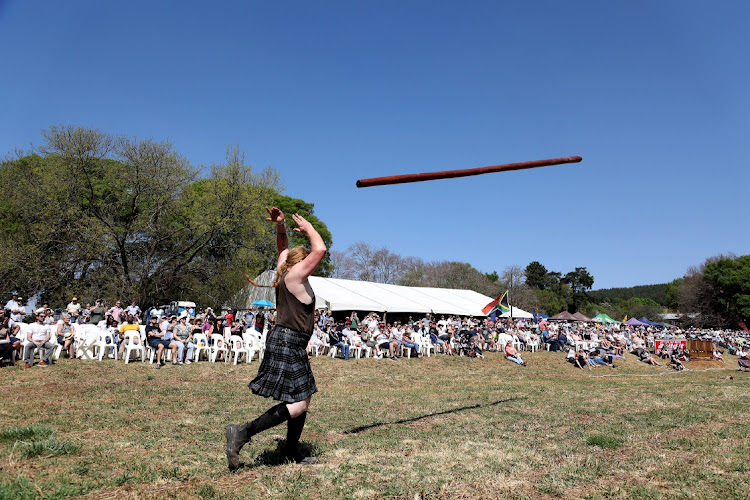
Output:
top-left (252, 299), bottom-right (274, 308)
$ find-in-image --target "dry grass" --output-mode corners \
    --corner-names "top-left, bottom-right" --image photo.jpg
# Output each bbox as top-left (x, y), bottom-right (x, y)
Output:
top-left (1, 350), bottom-right (749, 499)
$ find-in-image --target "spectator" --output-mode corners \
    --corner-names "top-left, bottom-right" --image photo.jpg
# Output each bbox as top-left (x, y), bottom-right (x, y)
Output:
top-left (23, 311), bottom-right (54, 368)
top-left (118, 315), bottom-right (141, 360)
top-left (328, 324), bottom-right (349, 360)
top-left (124, 300), bottom-right (141, 321)
top-left (90, 299), bottom-right (105, 325)
top-left (108, 300), bottom-right (124, 324)
top-left (146, 316), bottom-right (178, 368)
top-left (10, 296), bottom-right (26, 323)
top-left (66, 297), bottom-right (82, 323)
top-left (56, 313), bottom-right (75, 358)
top-left (401, 328), bottom-right (420, 358)
top-left (172, 315), bottom-right (195, 364)
top-left (504, 342), bottom-right (526, 366)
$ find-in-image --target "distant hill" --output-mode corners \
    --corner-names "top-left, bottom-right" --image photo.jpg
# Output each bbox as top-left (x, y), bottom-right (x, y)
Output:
top-left (589, 283), bottom-right (669, 306)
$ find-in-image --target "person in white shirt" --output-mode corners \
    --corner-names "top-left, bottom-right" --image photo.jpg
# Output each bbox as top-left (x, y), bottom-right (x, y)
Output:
top-left (10, 296), bottom-right (26, 323)
top-left (124, 300), bottom-right (141, 319)
top-left (23, 311), bottom-right (54, 368)
top-left (66, 297), bottom-right (82, 323)
top-left (4, 293), bottom-right (19, 313)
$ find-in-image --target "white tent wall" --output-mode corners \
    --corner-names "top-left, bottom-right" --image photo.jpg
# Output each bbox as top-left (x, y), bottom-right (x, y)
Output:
top-left (237, 273), bottom-right (531, 318)
top-left (306, 276), bottom-right (496, 316)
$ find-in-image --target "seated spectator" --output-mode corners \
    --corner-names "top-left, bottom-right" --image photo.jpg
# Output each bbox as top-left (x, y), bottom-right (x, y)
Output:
top-left (23, 311), bottom-right (54, 368)
top-left (118, 315), bottom-right (141, 360)
top-left (669, 352), bottom-right (685, 371)
top-left (328, 326), bottom-right (349, 360)
top-left (307, 326), bottom-right (323, 357)
top-left (737, 345), bottom-right (750, 371)
top-left (713, 348), bottom-right (723, 361)
top-left (0, 310), bottom-right (21, 361)
top-left (56, 313), bottom-right (75, 359)
top-left (504, 342), bottom-right (525, 366)
top-left (375, 328), bottom-right (399, 360)
top-left (401, 329), bottom-right (419, 357)
top-left (172, 315), bottom-right (195, 364)
top-left (145, 316), bottom-right (177, 368)
top-left (639, 350), bottom-right (661, 366)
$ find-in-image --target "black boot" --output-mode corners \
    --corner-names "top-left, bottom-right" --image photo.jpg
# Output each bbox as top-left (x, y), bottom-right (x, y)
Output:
top-left (226, 403), bottom-right (291, 472)
top-left (284, 411), bottom-right (318, 465)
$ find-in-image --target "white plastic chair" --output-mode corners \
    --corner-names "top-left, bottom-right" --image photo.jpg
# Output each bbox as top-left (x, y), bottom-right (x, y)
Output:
top-left (243, 332), bottom-right (261, 362)
top-left (193, 333), bottom-right (210, 361)
top-left (75, 324), bottom-right (100, 360)
top-left (96, 330), bottom-right (118, 361)
top-left (229, 335), bottom-right (249, 364)
top-left (122, 331), bottom-right (145, 363)
top-left (209, 333), bottom-right (228, 363)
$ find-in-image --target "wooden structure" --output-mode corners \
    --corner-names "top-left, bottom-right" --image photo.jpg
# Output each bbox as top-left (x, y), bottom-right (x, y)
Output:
top-left (687, 339), bottom-right (714, 361)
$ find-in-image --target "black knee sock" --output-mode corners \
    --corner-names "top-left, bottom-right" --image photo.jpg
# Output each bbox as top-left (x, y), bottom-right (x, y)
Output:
top-left (285, 411), bottom-right (307, 458)
top-left (247, 403), bottom-right (291, 437)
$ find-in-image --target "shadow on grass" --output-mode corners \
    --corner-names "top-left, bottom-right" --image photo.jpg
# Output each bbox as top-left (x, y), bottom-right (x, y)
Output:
top-left (235, 440), bottom-right (322, 471)
top-left (344, 396), bottom-right (522, 434)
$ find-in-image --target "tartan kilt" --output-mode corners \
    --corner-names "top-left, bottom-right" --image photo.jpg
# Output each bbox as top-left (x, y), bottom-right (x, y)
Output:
top-left (248, 325), bottom-right (317, 403)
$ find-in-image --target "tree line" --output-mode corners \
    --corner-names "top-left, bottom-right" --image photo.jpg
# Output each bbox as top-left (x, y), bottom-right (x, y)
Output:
top-left (0, 126), bottom-right (332, 309)
top-left (3, 126), bottom-right (746, 327)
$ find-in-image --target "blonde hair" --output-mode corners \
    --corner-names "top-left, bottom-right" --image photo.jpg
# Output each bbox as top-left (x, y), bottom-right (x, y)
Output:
top-left (246, 246), bottom-right (310, 288)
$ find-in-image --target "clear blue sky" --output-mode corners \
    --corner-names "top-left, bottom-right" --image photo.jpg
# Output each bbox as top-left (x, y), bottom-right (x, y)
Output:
top-left (2, 0), bottom-right (748, 290)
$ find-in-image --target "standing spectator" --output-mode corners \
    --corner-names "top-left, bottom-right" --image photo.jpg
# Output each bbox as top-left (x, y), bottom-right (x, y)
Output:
top-left (23, 311), bottom-right (54, 368)
top-left (10, 296), bottom-right (26, 323)
top-left (66, 297), bottom-right (82, 323)
top-left (243, 308), bottom-right (254, 329)
top-left (125, 300), bottom-right (141, 321)
top-left (108, 300), bottom-right (124, 324)
top-left (5, 293), bottom-right (19, 317)
top-left (90, 299), bottom-right (105, 325)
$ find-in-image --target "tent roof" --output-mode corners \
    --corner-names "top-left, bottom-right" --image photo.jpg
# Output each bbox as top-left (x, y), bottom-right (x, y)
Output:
top-left (625, 318), bottom-right (648, 326)
top-left (238, 273), bottom-right (514, 316)
top-left (500, 306), bottom-right (534, 319)
top-left (591, 313), bottom-right (618, 324)
top-left (308, 276), bottom-right (496, 316)
top-left (550, 311), bottom-right (577, 321)
top-left (572, 312), bottom-right (592, 322)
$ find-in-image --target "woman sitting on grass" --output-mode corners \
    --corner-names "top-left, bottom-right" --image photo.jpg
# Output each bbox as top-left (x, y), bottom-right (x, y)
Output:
top-left (639, 350), bottom-right (661, 366)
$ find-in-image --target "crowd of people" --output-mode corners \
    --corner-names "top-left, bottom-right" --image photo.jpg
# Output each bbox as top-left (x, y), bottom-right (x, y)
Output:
top-left (0, 292), bottom-right (275, 369)
top-left (2, 291), bottom-right (749, 372)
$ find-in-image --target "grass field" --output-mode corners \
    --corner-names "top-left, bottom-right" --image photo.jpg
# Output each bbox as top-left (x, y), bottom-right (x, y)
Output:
top-left (2, 350), bottom-right (749, 499)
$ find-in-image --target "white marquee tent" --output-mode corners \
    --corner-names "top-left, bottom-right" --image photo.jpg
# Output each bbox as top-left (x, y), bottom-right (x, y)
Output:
top-left (304, 276), bottom-right (533, 318)
top-left (238, 273), bottom-right (536, 318)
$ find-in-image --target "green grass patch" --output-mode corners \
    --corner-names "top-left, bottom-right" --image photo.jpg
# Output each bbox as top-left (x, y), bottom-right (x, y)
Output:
top-left (586, 434), bottom-right (624, 449)
top-left (1, 351), bottom-right (749, 498)
top-left (0, 425), bottom-right (52, 443)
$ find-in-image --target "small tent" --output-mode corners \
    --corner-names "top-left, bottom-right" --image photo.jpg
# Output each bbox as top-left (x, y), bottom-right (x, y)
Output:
top-left (550, 311), bottom-right (577, 321)
top-left (572, 312), bottom-right (592, 322)
top-left (625, 318), bottom-right (648, 326)
top-left (591, 313), bottom-right (618, 324)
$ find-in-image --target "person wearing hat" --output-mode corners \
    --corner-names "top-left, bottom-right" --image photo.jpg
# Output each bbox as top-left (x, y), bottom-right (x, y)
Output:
top-left (226, 206), bottom-right (325, 470)
top-left (4, 293), bottom-right (19, 314)
top-left (10, 296), bottom-right (26, 323)
top-left (90, 299), bottom-right (105, 325)
top-left (66, 297), bottom-right (82, 323)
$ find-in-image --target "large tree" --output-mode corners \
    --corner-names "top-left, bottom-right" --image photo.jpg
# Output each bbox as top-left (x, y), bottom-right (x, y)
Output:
top-left (0, 126), bottom-right (297, 309)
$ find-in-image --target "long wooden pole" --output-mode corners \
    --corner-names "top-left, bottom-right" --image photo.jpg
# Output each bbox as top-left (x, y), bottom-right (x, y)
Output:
top-left (356, 155), bottom-right (582, 188)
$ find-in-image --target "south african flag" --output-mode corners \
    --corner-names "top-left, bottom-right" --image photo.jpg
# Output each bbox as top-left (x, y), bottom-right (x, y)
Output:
top-left (482, 290), bottom-right (510, 316)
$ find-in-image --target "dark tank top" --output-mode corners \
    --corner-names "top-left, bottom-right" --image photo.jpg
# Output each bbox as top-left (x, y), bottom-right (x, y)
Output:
top-left (275, 272), bottom-right (315, 335)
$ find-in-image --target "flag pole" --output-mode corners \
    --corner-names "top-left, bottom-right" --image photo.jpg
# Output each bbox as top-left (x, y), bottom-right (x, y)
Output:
top-left (510, 271), bottom-right (513, 321)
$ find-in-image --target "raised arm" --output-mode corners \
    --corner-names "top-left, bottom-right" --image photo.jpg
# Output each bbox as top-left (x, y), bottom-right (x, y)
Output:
top-left (266, 206), bottom-right (289, 268)
top-left (286, 213), bottom-right (326, 280)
